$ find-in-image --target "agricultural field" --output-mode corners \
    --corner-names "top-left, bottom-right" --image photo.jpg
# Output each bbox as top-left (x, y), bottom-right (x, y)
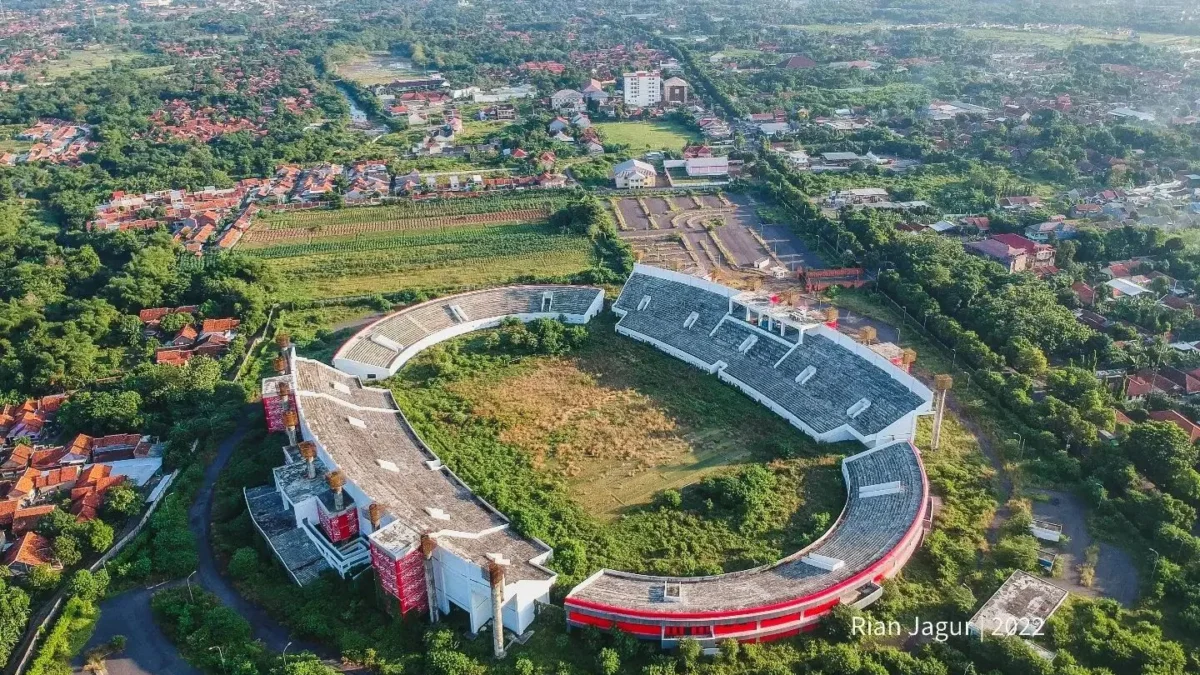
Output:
top-left (612, 192), bottom-right (822, 275)
top-left (241, 198), bottom-right (596, 301)
top-left (392, 313), bottom-right (849, 576)
top-left (593, 120), bottom-right (700, 154)
top-left (334, 52), bottom-right (419, 86)
top-left (40, 46), bottom-right (139, 80)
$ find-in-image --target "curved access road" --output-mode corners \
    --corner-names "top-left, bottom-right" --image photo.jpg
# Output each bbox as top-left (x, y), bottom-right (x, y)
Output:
top-left (73, 412), bottom-right (335, 675)
top-left (187, 413), bottom-right (331, 657)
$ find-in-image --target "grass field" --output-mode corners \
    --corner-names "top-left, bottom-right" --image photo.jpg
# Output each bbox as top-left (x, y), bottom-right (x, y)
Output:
top-left (392, 313), bottom-right (848, 576)
top-left (594, 120), bottom-right (700, 153)
top-left (244, 201), bottom-right (596, 301)
top-left (41, 46), bottom-right (138, 80)
top-left (335, 52), bottom-right (418, 86)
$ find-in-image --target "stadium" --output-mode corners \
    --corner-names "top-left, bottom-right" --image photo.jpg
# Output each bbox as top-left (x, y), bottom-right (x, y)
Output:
top-left (249, 266), bottom-right (935, 654)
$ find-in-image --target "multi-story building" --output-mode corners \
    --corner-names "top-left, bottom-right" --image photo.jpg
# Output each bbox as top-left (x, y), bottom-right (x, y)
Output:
top-left (622, 71), bottom-right (662, 108)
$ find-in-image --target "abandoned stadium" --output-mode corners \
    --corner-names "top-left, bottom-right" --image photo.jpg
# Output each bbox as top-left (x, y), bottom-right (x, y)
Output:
top-left (247, 266), bottom-right (938, 654)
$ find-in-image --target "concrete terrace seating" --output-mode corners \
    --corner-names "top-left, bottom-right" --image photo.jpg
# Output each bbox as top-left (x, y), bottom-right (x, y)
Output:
top-left (245, 485), bottom-right (331, 585)
top-left (336, 285), bottom-right (604, 377)
top-left (565, 441), bottom-right (925, 617)
top-left (613, 268), bottom-right (925, 440)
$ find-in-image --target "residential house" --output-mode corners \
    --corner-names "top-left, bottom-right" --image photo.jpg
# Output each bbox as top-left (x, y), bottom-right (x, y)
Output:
top-left (999, 196), bottom-right (1045, 211)
top-left (2, 531), bottom-right (56, 575)
top-left (778, 55), bottom-right (818, 69)
top-left (550, 89), bottom-right (586, 114)
top-left (548, 117), bottom-right (571, 134)
top-left (1148, 410), bottom-right (1200, 442)
top-left (1025, 219), bottom-right (1078, 243)
top-left (612, 159), bottom-right (657, 189)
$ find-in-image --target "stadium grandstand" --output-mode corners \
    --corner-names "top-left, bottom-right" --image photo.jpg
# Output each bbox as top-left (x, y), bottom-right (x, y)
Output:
top-left (251, 271), bottom-right (935, 651)
top-left (249, 284), bottom-right (605, 652)
top-left (612, 264), bottom-right (933, 447)
top-left (559, 264), bottom-right (934, 647)
top-left (565, 440), bottom-right (930, 646)
top-left (333, 285), bottom-right (605, 380)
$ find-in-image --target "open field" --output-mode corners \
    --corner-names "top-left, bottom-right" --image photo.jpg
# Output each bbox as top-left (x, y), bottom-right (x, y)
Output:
top-left (240, 208), bottom-right (551, 246)
top-left (41, 46), bottom-right (139, 80)
top-left (243, 200), bottom-right (595, 301)
top-left (393, 313), bottom-right (848, 575)
top-left (593, 120), bottom-right (700, 153)
top-left (335, 52), bottom-right (418, 86)
top-left (446, 336), bottom-right (844, 519)
top-left (613, 192), bottom-right (821, 274)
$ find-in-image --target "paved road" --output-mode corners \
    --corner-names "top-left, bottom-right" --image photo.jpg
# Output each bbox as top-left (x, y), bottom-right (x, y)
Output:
top-left (72, 412), bottom-right (334, 675)
top-left (188, 415), bottom-right (331, 657)
top-left (73, 586), bottom-right (198, 675)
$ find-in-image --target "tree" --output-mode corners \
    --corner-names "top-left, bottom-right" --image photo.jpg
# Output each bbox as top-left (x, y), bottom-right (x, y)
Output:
top-left (228, 547), bottom-right (259, 580)
top-left (1123, 422), bottom-right (1197, 491)
top-left (27, 563), bottom-right (62, 592)
top-left (598, 648), bottom-right (620, 675)
top-left (53, 534), bottom-right (82, 567)
top-left (0, 577), bottom-right (31, 665)
top-left (58, 390), bottom-right (145, 436)
top-left (67, 569), bottom-right (110, 602)
top-left (104, 482), bottom-right (141, 518)
top-left (158, 312), bottom-right (194, 334)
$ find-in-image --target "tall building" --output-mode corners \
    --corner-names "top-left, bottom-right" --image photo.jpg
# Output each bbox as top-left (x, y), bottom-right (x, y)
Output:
top-left (622, 71), bottom-right (662, 108)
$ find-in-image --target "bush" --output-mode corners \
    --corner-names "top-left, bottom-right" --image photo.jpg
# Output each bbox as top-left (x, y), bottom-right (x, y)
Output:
top-left (228, 547), bottom-right (259, 580)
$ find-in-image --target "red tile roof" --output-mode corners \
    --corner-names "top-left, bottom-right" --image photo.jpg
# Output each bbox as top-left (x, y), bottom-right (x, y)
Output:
top-left (1148, 410), bottom-right (1200, 442)
top-left (2, 532), bottom-right (53, 569)
top-left (12, 504), bottom-right (55, 534)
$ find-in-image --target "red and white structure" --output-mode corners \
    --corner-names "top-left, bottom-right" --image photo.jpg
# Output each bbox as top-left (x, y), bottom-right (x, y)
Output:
top-left (251, 286), bottom-right (604, 646)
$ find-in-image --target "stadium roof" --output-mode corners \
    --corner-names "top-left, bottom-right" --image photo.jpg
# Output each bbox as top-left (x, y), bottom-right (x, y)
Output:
top-left (289, 355), bottom-right (554, 582)
top-left (566, 440), bottom-right (927, 615)
top-left (611, 266), bottom-right (930, 440)
top-left (334, 285), bottom-right (604, 375)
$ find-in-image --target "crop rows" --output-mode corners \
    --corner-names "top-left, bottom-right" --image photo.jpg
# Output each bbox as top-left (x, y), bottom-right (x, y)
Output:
top-left (242, 209), bottom-right (550, 246)
top-left (268, 235), bottom-right (592, 280)
top-left (244, 223), bottom-right (574, 260)
top-left (263, 196), bottom-right (565, 229)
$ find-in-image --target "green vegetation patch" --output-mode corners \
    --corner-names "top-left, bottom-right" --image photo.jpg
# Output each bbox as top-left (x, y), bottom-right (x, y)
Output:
top-left (389, 315), bottom-right (848, 583)
top-left (594, 120), bottom-right (700, 154)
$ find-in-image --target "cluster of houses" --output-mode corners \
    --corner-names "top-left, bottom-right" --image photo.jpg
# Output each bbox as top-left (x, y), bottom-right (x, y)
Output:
top-left (140, 306), bottom-right (242, 366)
top-left (87, 183), bottom-right (269, 253)
top-left (964, 233), bottom-right (1058, 275)
top-left (0, 120), bottom-right (93, 166)
top-left (0, 393), bottom-right (161, 574)
top-left (144, 99), bottom-right (263, 143)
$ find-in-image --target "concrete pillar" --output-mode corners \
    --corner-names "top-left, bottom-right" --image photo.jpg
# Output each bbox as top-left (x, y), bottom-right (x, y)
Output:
top-left (931, 375), bottom-right (952, 450)
top-left (421, 534), bottom-right (439, 623)
top-left (488, 560), bottom-right (507, 659)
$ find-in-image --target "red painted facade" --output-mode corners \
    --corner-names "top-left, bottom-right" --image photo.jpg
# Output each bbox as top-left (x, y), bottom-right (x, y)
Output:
top-left (263, 395), bottom-right (286, 433)
top-left (564, 447), bottom-right (929, 645)
top-left (317, 501), bottom-right (359, 543)
top-left (371, 542), bottom-right (428, 615)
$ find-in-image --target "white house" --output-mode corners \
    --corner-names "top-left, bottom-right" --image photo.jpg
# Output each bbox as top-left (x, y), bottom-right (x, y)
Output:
top-left (612, 159), bottom-right (657, 189)
top-left (550, 89), bottom-right (586, 113)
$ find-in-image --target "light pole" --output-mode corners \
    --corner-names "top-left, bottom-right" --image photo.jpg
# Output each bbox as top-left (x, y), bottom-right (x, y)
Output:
top-left (1013, 432), bottom-right (1024, 459)
top-left (283, 641), bottom-right (292, 668)
top-left (186, 570), bottom-right (197, 603)
top-left (209, 646), bottom-right (226, 674)
top-left (951, 348), bottom-right (957, 368)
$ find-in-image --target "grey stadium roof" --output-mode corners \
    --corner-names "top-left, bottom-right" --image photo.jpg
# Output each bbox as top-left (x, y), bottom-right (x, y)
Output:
top-left (337, 285), bottom-right (604, 371)
top-left (612, 271), bottom-right (925, 437)
top-left (566, 440), bottom-right (925, 613)
top-left (290, 357), bottom-right (554, 582)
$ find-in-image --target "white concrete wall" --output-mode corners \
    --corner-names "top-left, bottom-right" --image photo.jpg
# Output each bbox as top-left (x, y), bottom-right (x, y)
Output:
top-left (334, 289), bottom-right (604, 380)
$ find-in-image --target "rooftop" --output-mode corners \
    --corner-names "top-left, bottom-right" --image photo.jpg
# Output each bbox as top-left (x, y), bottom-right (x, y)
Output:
top-left (566, 441), bottom-right (926, 615)
top-left (968, 570), bottom-right (1068, 636)
top-left (289, 354), bottom-right (554, 583)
